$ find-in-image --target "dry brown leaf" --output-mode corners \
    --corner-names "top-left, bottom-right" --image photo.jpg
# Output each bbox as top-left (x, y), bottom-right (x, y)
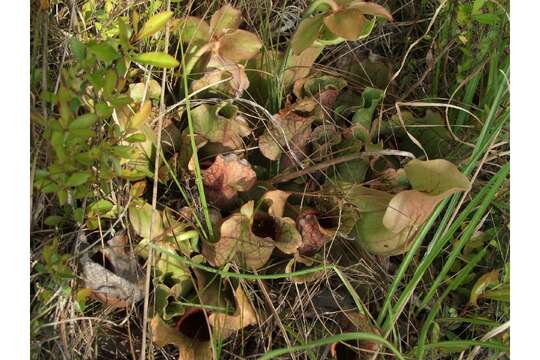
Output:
top-left (259, 106), bottom-right (314, 161)
top-left (81, 233), bottom-right (144, 308)
top-left (296, 209), bottom-right (336, 255)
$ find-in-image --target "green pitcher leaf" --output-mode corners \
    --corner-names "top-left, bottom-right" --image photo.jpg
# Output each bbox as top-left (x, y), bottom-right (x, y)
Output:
top-left (128, 199), bottom-right (164, 239)
top-left (323, 8), bottom-right (366, 41)
top-left (210, 4), bottom-right (241, 36)
top-left (177, 16), bottom-right (211, 44)
top-left (291, 15), bottom-right (324, 55)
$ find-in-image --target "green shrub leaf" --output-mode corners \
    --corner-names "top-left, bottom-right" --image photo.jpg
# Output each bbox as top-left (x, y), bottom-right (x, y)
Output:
top-left (133, 52), bottom-right (180, 68)
top-left (135, 11), bottom-right (173, 41)
top-left (69, 114), bottom-right (98, 129)
top-left (66, 172), bottom-right (91, 187)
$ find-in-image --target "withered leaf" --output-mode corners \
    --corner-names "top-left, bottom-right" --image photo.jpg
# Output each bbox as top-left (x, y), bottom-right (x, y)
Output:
top-left (208, 286), bottom-right (258, 339)
top-left (259, 106), bottom-right (314, 161)
top-left (201, 154), bottom-right (257, 207)
top-left (81, 234), bottom-right (144, 308)
top-left (296, 209), bottom-right (336, 255)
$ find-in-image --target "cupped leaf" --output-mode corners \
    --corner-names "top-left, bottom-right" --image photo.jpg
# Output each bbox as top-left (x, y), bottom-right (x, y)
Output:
top-left (151, 315), bottom-right (213, 360)
top-left (259, 106), bottom-right (314, 161)
top-left (353, 160), bottom-right (470, 256)
top-left (296, 209), bottom-right (336, 254)
top-left (128, 100), bottom-right (153, 130)
top-left (196, 54), bottom-right (250, 97)
top-left (354, 210), bottom-right (413, 256)
top-left (219, 29), bottom-right (263, 62)
top-left (133, 52), bottom-right (180, 68)
top-left (128, 199), bottom-right (164, 239)
top-left (262, 190), bottom-right (291, 218)
top-left (469, 270), bottom-right (499, 307)
top-left (351, 87), bottom-right (383, 142)
top-left (350, 1), bottom-right (393, 21)
top-left (135, 11), bottom-right (173, 41)
top-left (404, 159), bottom-right (471, 196)
top-left (190, 102), bottom-right (251, 149)
top-left (291, 15), bottom-right (325, 54)
top-left (210, 4), bottom-right (242, 36)
top-left (177, 16), bottom-right (211, 44)
top-left (323, 8), bottom-right (366, 40)
top-left (201, 154), bottom-right (257, 207)
top-left (274, 217), bottom-right (303, 255)
top-left (203, 201), bottom-right (275, 269)
top-left (208, 286), bottom-right (258, 339)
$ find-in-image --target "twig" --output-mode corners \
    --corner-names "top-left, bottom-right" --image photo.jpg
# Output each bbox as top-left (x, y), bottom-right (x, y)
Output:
top-left (140, 1), bottom-right (171, 359)
top-left (269, 149), bottom-right (415, 184)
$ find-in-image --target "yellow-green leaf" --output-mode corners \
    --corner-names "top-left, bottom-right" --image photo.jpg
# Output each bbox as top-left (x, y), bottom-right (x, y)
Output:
top-left (135, 11), bottom-right (173, 41)
top-left (177, 16), bottom-right (211, 44)
top-left (210, 4), bottom-right (241, 36)
top-left (69, 114), bottom-right (98, 129)
top-left (133, 52), bottom-right (180, 68)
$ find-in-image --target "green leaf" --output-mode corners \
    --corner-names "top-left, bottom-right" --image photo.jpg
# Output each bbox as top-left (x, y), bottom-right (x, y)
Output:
top-left (44, 215), bottom-right (63, 226)
top-left (177, 16), bottom-right (211, 44)
top-left (473, 13), bottom-right (500, 25)
top-left (118, 17), bottom-right (130, 49)
top-left (87, 41), bottom-right (119, 63)
top-left (323, 8), bottom-right (366, 41)
top-left (469, 270), bottom-right (499, 307)
top-left (135, 11), bottom-right (173, 41)
top-left (69, 37), bottom-right (86, 61)
top-left (89, 199), bottom-right (114, 214)
top-left (210, 4), bottom-right (241, 36)
top-left (69, 114), bottom-right (98, 129)
top-left (129, 199), bottom-right (164, 239)
top-left (351, 87), bottom-right (383, 142)
top-left (133, 52), bottom-right (180, 68)
top-left (66, 172), bottom-right (91, 187)
top-left (96, 102), bottom-right (113, 118)
top-left (291, 15), bottom-right (324, 55)
top-left (111, 145), bottom-right (138, 159)
top-left (219, 30), bottom-right (262, 62)
top-left (404, 159), bottom-right (471, 196)
top-left (126, 133), bottom-right (147, 143)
